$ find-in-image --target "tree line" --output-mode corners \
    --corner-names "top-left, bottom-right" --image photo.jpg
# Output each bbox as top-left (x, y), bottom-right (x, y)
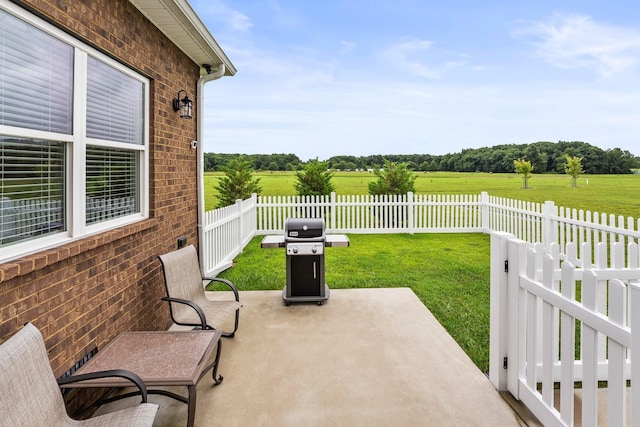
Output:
top-left (205, 141), bottom-right (639, 174)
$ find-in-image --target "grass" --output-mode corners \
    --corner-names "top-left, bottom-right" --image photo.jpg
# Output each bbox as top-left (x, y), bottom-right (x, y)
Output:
top-left (206, 171), bottom-right (640, 372)
top-left (205, 171), bottom-right (640, 219)
top-left (212, 233), bottom-right (493, 372)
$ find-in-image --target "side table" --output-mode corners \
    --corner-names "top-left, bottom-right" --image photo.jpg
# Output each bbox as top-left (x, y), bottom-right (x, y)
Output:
top-left (62, 330), bottom-right (222, 427)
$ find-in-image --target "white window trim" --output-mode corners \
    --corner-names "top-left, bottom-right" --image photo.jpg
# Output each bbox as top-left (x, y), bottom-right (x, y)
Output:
top-left (0, 1), bottom-right (150, 262)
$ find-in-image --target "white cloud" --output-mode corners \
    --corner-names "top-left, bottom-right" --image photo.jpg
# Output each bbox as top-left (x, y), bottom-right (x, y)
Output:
top-left (339, 40), bottom-right (357, 55)
top-left (515, 14), bottom-right (640, 77)
top-left (190, 0), bottom-right (252, 32)
top-left (265, 0), bottom-right (303, 28)
top-left (382, 38), bottom-right (466, 79)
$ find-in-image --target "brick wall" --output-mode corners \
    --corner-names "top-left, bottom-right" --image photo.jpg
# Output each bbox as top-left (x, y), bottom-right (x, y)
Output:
top-left (0, 0), bottom-right (204, 388)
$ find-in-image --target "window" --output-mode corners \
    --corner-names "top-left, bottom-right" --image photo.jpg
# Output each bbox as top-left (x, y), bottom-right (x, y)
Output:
top-left (0, 3), bottom-right (149, 261)
top-left (86, 146), bottom-right (138, 224)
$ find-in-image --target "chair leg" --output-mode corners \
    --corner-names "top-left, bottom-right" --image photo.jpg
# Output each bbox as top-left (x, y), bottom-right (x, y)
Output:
top-left (222, 309), bottom-right (240, 338)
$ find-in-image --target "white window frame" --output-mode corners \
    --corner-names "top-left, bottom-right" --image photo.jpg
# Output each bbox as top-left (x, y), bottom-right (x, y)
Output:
top-left (0, 1), bottom-right (149, 262)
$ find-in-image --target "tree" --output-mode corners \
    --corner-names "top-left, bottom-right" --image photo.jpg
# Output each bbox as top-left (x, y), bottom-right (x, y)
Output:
top-left (524, 144), bottom-right (547, 174)
top-left (214, 158), bottom-right (262, 208)
top-left (563, 155), bottom-right (584, 187)
top-left (513, 158), bottom-right (533, 189)
top-left (368, 160), bottom-right (416, 195)
top-left (294, 159), bottom-right (335, 196)
top-left (604, 148), bottom-right (636, 174)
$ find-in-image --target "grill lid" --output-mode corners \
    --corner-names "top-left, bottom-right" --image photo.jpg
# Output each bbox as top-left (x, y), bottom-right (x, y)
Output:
top-left (285, 218), bottom-right (325, 240)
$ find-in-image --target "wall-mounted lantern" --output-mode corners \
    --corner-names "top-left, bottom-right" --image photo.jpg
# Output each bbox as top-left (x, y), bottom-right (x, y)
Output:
top-left (172, 90), bottom-right (193, 119)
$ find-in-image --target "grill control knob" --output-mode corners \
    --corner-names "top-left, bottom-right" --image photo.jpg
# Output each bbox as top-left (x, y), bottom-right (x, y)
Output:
top-left (292, 247), bottom-right (298, 254)
top-left (303, 225), bottom-right (308, 231)
top-left (312, 246), bottom-right (317, 254)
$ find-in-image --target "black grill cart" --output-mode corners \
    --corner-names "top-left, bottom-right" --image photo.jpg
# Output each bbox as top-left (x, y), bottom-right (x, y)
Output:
top-left (260, 218), bottom-right (349, 305)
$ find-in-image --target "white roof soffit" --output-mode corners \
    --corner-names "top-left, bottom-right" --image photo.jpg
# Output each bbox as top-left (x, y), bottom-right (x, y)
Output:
top-left (129, 0), bottom-right (236, 76)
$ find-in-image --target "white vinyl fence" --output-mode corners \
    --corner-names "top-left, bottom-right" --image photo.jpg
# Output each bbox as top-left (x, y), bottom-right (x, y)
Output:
top-left (202, 191), bottom-right (640, 275)
top-left (201, 194), bottom-right (257, 276)
top-left (256, 192), bottom-right (485, 234)
top-left (201, 190), bottom-right (640, 425)
top-left (491, 234), bottom-right (640, 426)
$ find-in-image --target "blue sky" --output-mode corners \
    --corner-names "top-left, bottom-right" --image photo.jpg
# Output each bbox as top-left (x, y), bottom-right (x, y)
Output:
top-left (191, 0), bottom-right (640, 161)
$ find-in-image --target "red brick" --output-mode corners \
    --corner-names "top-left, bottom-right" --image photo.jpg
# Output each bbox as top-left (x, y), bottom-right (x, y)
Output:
top-left (1, 0), bottom-right (202, 412)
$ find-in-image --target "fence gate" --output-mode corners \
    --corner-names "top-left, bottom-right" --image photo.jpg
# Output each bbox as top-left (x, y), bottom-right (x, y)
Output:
top-left (490, 232), bottom-right (640, 426)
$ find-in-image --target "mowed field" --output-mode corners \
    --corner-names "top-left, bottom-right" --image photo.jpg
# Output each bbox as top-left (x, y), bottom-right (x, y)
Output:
top-left (204, 171), bottom-right (640, 219)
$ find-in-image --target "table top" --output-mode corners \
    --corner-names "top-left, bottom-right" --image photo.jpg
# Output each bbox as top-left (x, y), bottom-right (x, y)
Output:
top-left (65, 330), bottom-right (221, 387)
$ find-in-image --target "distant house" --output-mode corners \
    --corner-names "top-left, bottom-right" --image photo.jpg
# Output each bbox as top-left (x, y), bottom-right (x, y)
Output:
top-left (0, 0), bottom-right (235, 382)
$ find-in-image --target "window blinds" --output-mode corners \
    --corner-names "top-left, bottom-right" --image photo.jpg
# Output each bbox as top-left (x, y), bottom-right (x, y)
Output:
top-left (0, 10), bottom-right (73, 134)
top-left (86, 146), bottom-right (138, 224)
top-left (0, 138), bottom-right (65, 245)
top-left (86, 56), bottom-right (144, 145)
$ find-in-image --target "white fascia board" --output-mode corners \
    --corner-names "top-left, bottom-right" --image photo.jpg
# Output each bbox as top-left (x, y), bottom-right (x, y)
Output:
top-left (129, 0), bottom-right (236, 75)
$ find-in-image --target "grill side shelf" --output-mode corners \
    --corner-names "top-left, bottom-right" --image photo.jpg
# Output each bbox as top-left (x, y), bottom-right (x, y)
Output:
top-left (260, 235), bottom-right (285, 248)
top-left (325, 235), bottom-right (350, 247)
top-left (261, 235), bottom-right (349, 248)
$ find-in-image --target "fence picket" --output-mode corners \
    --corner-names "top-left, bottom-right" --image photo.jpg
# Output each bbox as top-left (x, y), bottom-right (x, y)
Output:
top-left (581, 271), bottom-right (598, 427)
top-left (525, 248), bottom-right (538, 389)
top-left (541, 254), bottom-right (555, 407)
top-left (608, 279), bottom-right (627, 427)
top-left (559, 262), bottom-right (576, 426)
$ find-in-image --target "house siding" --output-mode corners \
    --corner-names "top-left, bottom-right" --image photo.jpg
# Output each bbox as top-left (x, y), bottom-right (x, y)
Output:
top-left (1, 0), bottom-right (203, 389)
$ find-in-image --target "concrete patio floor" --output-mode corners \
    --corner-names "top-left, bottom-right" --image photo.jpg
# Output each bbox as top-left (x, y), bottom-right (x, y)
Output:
top-left (99, 288), bottom-right (538, 426)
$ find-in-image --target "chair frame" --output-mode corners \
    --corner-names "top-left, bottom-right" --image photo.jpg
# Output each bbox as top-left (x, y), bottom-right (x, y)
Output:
top-left (58, 369), bottom-right (149, 404)
top-left (159, 246), bottom-right (241, 337)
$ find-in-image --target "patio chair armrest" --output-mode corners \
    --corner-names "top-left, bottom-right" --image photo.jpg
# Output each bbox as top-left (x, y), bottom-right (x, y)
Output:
top-left (57, 369), bottom-right (149, 403)
top-left (161, 296), bottom-right (207, 329)
top-left (204, 277), bottom-right (240, 302)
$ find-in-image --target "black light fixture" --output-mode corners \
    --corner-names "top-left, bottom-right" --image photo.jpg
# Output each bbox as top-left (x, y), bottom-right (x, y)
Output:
top-left (172, 90), bottom-right (193, 119)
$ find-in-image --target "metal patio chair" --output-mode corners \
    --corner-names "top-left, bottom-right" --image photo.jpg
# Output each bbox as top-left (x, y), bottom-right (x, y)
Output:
top-left (159, 244), bottom-right (242, 337)
top-left (0, 323), bottom-right (158, 427)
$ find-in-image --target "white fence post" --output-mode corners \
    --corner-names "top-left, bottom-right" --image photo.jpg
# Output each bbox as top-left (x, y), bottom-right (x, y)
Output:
top-left (489, 231), bottom-right (515, 391)
top-left (630, 282), bottom-right (640, 427)
top-left (542, 200), bottom-right (557, 250)
top-left (481, 191), bottom-right (489, 232)
top-left (330, 192), bottom-right (336, 231)
top-left (407, 191), bottom-right (415, 234)
top-left (506, 236), bottom-right (528, 398)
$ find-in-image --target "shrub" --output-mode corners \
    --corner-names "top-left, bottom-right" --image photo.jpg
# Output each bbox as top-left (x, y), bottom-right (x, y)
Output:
top-left (294, 159), bottom-right (335, 196)
top-left (368, 160), bottom-right (416, 195)
top-left (215, 158), bottom-right (262, 207)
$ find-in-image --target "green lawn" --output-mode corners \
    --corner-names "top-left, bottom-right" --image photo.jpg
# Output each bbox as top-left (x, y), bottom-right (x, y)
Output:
top-left (207, 171), bottom-right (640, 373)
top-left (205, 171), bottom-right (640, 219)
top-left (212, 232), bottom-right (492, 372)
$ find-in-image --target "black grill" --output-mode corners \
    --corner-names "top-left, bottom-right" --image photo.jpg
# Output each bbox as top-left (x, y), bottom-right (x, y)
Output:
top-left (260, 217), bottom-right (349, 305)
top-left (283, 218), bottom-right (328, 305)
